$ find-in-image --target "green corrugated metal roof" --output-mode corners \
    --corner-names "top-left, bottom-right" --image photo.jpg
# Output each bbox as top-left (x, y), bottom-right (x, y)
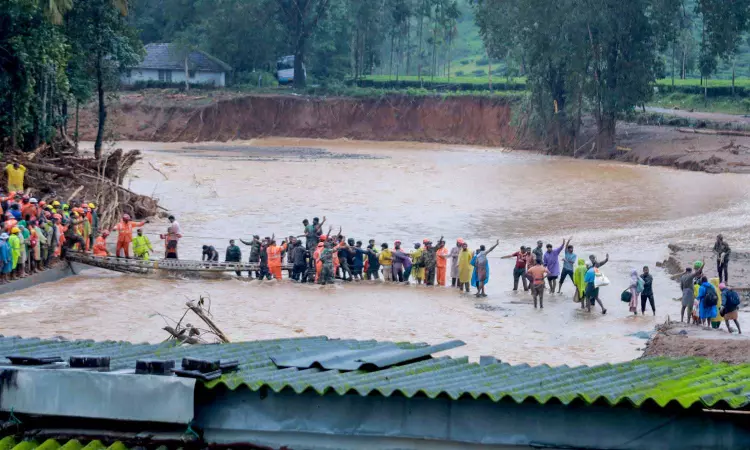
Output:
top-left (0, 336), bottom-right (749, 411)
top-left (0, 437), bottom-right (128, 450)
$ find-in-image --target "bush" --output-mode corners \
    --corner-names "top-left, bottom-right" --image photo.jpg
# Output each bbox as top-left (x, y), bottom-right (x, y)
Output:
top-left (476, 57), bottom-right (489, 66)
top-left (460, 60), bottom-right (470, 65)
top-left (472, 69), bottom-right (487, 76)
top-left (455, 71), bottom-right (465, 76)
top-left (234, 71), bottom-right (278, 87)
top-left (124, 80), bottom-right (219, 90)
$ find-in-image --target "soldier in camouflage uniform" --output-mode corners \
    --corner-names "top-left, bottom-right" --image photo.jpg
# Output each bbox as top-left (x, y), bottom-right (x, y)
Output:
top-left (318, 241), bottom-right (335, 285)
top-left (422, 236), bottom-right (445, 286)
top-left (240, 235), bottom-right (262, 278)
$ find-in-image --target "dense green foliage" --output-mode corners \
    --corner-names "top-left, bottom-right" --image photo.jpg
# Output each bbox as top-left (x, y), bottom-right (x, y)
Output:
top-left (473, 0), bottom-right (750, 154)
top-left (0, 0), bottom-right (141, 154)
top-left (128, 0), bottom-right (464, 85)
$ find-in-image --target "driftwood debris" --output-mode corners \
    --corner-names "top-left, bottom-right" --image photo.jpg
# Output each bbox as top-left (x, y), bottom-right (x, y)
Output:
top-left (2, 139), bottom-right (161, 229)
top-left (159, 296), bottom-right (231, 345)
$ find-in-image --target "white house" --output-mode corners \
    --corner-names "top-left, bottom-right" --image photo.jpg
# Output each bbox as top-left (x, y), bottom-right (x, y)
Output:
top-left (121, 43), bottom-right (232, 87)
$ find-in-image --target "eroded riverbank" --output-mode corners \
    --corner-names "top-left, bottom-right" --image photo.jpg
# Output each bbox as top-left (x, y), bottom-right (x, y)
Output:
top-left (2, 138), bottom-right (749, 365)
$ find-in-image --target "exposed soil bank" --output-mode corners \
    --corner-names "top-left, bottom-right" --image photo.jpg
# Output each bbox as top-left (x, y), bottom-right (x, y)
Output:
top-left (76, 92), bottom-right (527, 148)
top-left (75, 91), bottom-right (750, 173)
top-left (642, 322), bottom-right (750, 364)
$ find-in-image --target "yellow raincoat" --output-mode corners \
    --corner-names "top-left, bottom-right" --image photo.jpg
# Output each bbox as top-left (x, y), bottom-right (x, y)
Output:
top-left (411, 248), bottom-right (424, 280)
top-left (458, 249), bottom-right (473, 283)
top-left (573, 259), bottom-right (588, 301)
top-left (132, 234), bottom-right (153, 260)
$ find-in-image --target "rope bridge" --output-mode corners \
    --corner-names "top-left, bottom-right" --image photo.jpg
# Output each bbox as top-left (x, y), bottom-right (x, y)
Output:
top-left (65, 251), bottom-right (294, 276)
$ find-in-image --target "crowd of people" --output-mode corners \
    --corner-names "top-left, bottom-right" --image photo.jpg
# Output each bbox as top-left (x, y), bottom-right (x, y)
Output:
top-left (0, 190), bottom-right (101, 283)
top-left (678, 237), bottom-right (742, 334)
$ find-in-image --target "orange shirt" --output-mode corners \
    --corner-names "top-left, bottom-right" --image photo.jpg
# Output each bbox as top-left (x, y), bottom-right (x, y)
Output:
top-left (267, 243), bottom-right (288, 266)
top-left (93, 237), bottom-right (109, 256)
top-left (527, 266), bottom-right (549, 285)
top-left (114, 220), bottom-right (145, 242)
top-left (436, 247), bottom-right (448, 268)
top-left (21, 204), bottom-right (37, 220)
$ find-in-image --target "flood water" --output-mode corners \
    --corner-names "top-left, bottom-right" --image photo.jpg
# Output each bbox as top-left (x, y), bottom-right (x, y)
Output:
top-left (2, 138), bottom-right (750, 366)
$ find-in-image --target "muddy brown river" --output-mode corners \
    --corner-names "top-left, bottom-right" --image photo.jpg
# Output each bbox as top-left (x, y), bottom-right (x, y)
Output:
top-left (2, 138), bottom-right (749, 366)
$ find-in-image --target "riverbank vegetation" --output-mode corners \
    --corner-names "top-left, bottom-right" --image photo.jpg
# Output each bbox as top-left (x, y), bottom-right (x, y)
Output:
top-left (473, 0), bottom-right (750, 156)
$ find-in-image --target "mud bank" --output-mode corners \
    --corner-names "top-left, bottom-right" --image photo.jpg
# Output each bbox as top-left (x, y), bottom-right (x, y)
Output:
top-left (642, 322), bottom-right (750, 364)
top-left (75, 91), bottom-right (750, 173)
top-left (76, 93), bottom-right (527, 148)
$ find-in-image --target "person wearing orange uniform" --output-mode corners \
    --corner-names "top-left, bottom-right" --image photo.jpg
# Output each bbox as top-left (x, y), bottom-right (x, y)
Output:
top-left (436, 246), bottom-right (449, 286)
top-left (313, 241), bottom-right (325, 282)
top-left (113, 214), bottom-right (146, 258)
top-left (266, 239), bottom-right (288, 280)
top-left (93, 231), bottom-right (111, 257)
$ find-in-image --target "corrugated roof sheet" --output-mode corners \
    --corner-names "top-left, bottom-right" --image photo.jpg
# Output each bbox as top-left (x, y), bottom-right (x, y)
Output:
top-left (0, 335), bottom-right (749, 411)
top-left (0, 437), bottom-right (128, 450)
top-left (134, 43), bottom-right (231, 72)
top-left (270, 339), bottom-right (465, 371)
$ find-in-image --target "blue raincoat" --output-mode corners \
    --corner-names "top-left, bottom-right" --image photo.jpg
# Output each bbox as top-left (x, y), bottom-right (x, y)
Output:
top-left (470, 251), bottom-right (490, 287)
top-left (0, 240), bottom-right (11, 274)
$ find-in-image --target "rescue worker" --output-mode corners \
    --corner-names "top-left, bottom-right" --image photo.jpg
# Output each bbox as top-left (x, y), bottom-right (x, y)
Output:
top-left (89, 203), bottom-right (99, 249)
top-left (378, 242), bottom-right (393, 281)
top-left (318, 241), bottom-right (335, 285)
top-left (436, 244), bottom-right (449, 286)
top-left (132, 229), bottom-right (153, 260)
top-left (113, 214), bottom-right (147, 258)
top-left (93, 231), bottom-right (111, 257)
top-left (240, 235), bottom-right (262, 279)
top-left (267, 238), bottom-right (288, 280)
top-left (422, 237), bottom-right (446, 286)
top-left (225, 239), bottom-right (242, 276)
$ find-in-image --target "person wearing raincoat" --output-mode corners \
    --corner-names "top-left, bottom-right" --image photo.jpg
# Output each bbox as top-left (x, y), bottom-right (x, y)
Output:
top-left (132, 229), bottom-right (153, 261)
top-left (436, 245), bottom-right (449, 286)
top-left (457, 242), bottom-right (473, 293)
top-left (0, 233), bottom-right (12, 284)
top-left (573, 259), bottom-right (588, 307)
top-left (8, 227), bottom-right (21, 280)
top-left (448, 239), bottom-right (463, 288)
top-left (410, 243), bottom-right (425, 284)
top-left (471, 240), bottom-right (499, 297)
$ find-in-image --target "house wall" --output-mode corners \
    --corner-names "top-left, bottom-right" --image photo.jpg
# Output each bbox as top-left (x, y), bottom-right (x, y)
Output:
top-left (120, 69), bottom-right (225, 87)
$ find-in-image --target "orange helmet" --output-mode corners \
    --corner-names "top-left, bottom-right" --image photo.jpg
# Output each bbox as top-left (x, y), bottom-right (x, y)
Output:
top-left (319, 235), bottom-right (327, 242)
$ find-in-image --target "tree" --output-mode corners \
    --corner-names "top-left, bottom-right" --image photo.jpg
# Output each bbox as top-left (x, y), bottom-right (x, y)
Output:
top-left (66, 0), bottom-right (143, 158)
top-left (276, 0), bottom-right (333, 88)
top-left (697, 0), bottom-right (750, 96)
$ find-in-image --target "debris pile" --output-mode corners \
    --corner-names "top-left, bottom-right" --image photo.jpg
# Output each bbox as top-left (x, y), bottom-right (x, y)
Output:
top-left (3, 137), bottom-right (160, 229)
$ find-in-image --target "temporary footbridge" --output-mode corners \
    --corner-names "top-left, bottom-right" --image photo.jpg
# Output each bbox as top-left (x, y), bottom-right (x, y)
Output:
top-left (64, 251), bottom-right (292, 276)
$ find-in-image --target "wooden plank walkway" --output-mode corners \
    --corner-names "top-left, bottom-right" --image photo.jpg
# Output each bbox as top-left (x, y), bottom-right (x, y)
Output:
top-left (65, 251), bottom-right (293, 276)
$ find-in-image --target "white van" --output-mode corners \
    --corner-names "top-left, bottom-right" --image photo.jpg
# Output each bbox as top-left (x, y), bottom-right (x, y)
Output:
top-left (276, 55), bottom-right (306, 85)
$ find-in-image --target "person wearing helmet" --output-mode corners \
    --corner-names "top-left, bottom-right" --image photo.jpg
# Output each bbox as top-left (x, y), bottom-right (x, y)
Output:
top-left (113, 214), bottom-right (146, 258)
top-left (93, 231), bottom-right (111, 257)
top-left (423, 237), bottom-right (446, 286)
top-left (132, 229), bottom-right (153, 261)
top-left (88, 203), bottom-right (98, 249)
top-left (8, 227), bottom-right (21, 280)
top-left (21, 198), bottom-right (37, 220)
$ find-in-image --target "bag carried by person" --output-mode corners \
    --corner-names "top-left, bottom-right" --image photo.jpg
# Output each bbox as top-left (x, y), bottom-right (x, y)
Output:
top-left (621, 290), bottom-right (632, 303)
top-left (723, 289), bottom-right (741, 312)
top-left (704, 287), bottom-right (718, 307)
top-left (636, 278), bottom-right (644, 294)
top-left (594, 269), bottom-right (610, 287)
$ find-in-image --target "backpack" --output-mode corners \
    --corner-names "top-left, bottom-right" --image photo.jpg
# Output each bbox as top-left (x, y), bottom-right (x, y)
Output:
top-left (725, 290), bottom-right (741, 309)
top-left (703, 287), bottom-right (718, 307)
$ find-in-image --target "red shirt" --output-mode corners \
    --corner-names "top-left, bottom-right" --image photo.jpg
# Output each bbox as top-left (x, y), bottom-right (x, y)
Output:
top-left (512, 252), bottom-right (527, 269)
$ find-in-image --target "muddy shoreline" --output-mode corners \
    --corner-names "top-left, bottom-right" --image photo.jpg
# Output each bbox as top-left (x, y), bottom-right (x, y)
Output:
top-left (74, 91), bottom-right (750, 174)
